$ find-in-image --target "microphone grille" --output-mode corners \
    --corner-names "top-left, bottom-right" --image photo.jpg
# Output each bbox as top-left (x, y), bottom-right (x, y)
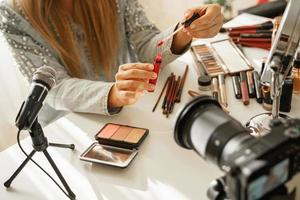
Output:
top-left (33, 66), bottom-right (56, 89)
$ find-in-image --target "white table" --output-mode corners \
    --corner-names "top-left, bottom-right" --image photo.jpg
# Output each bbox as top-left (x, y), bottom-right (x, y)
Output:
top-left (1, 36), bottom-right (300, 200)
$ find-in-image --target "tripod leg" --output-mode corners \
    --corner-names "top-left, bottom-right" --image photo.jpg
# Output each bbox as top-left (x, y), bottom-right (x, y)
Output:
top-left (49, 143), bottom-right (75, 150)
top-left (43, 150), bottom-right (76, 200)
top-left (4, 150), bottom-right (36, 188)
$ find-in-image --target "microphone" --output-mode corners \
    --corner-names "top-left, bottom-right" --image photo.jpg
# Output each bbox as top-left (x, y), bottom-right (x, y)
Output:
top-left (15, 66), bottom-right (56, 130)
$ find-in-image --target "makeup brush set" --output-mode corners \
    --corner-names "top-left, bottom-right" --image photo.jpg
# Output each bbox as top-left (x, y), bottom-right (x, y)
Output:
top-left (224, 21), bottom-right (276, 50)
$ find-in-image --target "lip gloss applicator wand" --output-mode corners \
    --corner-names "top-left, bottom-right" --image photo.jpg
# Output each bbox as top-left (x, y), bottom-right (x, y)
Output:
top-left (149, 12), bottom-right (202, 92)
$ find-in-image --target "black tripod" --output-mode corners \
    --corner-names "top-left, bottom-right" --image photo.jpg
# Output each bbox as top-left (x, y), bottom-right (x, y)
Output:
top-left (4, 120), bottom-right (76, 200)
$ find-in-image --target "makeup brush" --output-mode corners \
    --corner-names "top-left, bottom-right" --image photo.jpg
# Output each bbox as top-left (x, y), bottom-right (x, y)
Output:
top-left (152, 76), bottom-right (170, 112)
top-left (175, 65), bottom-right (189, 103)
top-left (158, 12), bottom-right (201, 47)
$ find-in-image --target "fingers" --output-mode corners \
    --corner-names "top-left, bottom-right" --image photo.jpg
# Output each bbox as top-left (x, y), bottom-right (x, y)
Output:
top-left (120, 63), bottom-right (153, 71)
top-left (116, 80), bottom-right (155, 92)
top-left (182, 4), bottom-right (223, 39)
top-left (116, 68), bottom-right (157, 81)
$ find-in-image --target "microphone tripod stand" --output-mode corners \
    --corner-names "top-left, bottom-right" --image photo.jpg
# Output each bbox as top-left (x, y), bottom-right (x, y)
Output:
top-left (4, 119), bottom-right (76, 200)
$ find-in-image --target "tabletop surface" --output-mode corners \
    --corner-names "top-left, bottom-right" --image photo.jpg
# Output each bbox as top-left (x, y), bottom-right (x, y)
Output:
top-left (1, 35), bottom-right (300, 200)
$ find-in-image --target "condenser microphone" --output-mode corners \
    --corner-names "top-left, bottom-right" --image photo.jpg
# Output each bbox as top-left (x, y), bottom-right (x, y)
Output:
top-left (15, 66), bottom-right (56, 130)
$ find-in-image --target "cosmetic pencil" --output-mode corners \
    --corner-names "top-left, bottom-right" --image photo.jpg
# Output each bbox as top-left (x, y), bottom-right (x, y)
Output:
top-left (175, 65), bottom-right (189, 103)
top-left (218, 74), bottom-right (228, 107)
top-left (212, 77), bottom-right (219, 100)
top-left (246, 71), bottom-right (256, 98)
top-left (162, 74), bottom-right (174, 110)
top-left (226, 21), bottom-right (273, 31)
top-left (165, 76), bottom-right (177, 117)
top-left (240, 71), bottom-right (250, 105)
top-left (152, 76), bottom-right (170, 112)
top-left (163, 75), bottom-right (175, 114)
top-left (253, 71), bottom-right (263, 104)
top-left (170, 76), bottom-right (181, 114)
top-left (232, 76), bottom-right (242, 99)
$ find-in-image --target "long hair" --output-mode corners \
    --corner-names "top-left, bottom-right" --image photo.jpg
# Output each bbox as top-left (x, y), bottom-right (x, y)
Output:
top-left (15, 0), bottom-right (119, 78)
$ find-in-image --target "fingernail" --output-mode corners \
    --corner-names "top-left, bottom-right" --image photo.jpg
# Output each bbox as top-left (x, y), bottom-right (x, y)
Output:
top-left (149, 64), bottom-right (154, 70)
top-left (190, 24), bottom-right (195, 29)
top-left (150, 84), bottom-right (155, 90)
top-left (151, 73), bottom-right (157, 79)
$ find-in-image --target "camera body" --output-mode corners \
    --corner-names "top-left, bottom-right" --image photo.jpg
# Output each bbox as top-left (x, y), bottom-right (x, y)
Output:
top-left (174, 96), bottom-right (300, 200)
top-left (224, 118), bottom-right (300, 200)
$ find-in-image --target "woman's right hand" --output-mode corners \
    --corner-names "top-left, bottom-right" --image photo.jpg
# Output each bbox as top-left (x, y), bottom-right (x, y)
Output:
top-left (108, 63), bottom-right (157, 108)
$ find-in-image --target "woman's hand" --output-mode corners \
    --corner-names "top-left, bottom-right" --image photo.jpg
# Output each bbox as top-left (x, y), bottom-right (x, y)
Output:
top-left (108, 63), bottom-right (157, 108)
top-left (171, 4), bottom-right (224, 54)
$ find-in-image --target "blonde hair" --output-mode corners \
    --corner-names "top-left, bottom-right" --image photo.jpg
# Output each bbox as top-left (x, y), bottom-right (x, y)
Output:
top-left (15, 0), bottom-right (119, 78)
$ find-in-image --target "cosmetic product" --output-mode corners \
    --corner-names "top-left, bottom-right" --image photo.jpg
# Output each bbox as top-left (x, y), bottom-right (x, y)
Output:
top-left (158, 12), bottom-right (202, 46)
top-left (149, 53), bottom-right (162, 92)
top-left (292, 60), bottom-right (300, 94)
top-left (226, 21), bottom-right (273, 32)
top-left (152, 76), bottom-right (170, 112)
top-left (280, 78), bottom-right (293, 112)
top-left (198, 75), bottom-right (212, 91)
top-left (246, 71), bottom-right (255, 98)
top-left (240, 72), bottom-right (250, 105)
top-left (188, 90), bottom-right (201, 98)
top-left (169, 76), bottom-right (181, 115)
top-left (175, 65), bottom-right (189, 103)
top-left (232, 76), bottom-right (242, 99)
top-left (212, 77), bottom-right (219, 100)
top-left (218, 74), bottom-right (228, 107)
top-left (162, 74), bottom-right (174, 110)
top-left (253, 71), bottom-right (263, 104)
top-left (262, 84), bottom-right (273, 111)
top-left (191, 39), bottom-right (253, 77)
top-left (163, 75), bottom-right (176, 115)
top-left (80, 123), bottom-right (149, 168)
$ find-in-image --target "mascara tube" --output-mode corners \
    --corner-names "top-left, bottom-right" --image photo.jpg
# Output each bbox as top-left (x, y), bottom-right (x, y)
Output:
top-left (246, 71), bottom-right (255, 98)
top-left (240, 72), bottom-right (250, 105)
top-left (253, 71), bottom-right (263, 104)
top-left (232, 76), bottom-right (242, 99)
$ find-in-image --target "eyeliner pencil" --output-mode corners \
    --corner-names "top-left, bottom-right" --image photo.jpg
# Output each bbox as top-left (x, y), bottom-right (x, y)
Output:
top-left (152, 76), bottom-right (170, 112)
top-left (162, 73), bottom-right (174, 110)
top-left (170, 76), bottom-right (181, 114)
top-left (163, 75), bottom-right (175, 114)
top-left (175, 65), bottom-right (189, 103)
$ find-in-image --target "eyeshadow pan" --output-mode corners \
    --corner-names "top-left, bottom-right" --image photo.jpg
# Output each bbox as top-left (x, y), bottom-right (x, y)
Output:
top-left (124, 128), bottom-right (146, 144)
top-left (98, 124), bottom-right (120, 139)
top-left (111, 126), bottom-right (132, 141)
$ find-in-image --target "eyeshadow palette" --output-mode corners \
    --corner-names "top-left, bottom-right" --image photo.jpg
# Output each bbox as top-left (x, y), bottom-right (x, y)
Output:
top-left (95, 123), bottom-right (149, 149)
top-left (80, 123), bottom-right (149, 168)
top-left (191, 39), bottom-right (253, 77)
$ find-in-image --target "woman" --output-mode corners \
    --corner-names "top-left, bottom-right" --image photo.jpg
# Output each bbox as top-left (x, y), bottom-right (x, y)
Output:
top-left (0, 0), bottom-right (223, 125)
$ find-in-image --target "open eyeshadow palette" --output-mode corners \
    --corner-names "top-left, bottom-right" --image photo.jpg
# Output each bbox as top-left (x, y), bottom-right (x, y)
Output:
top-left (80, 123), bottom-right (149, 168)
top-left (191, 38), bottom-right (253, 77)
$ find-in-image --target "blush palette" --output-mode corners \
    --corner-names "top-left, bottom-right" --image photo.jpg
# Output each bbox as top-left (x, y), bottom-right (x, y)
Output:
top-left (95, 123), bottom-right (148, 149)
top-left (80, 123), bottom-right (149, 168)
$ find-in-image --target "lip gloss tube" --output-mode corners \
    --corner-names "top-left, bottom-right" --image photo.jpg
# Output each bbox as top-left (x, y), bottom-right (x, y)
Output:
top-left (240, 72), bottom-right (250, 105)
top-left (253, 71), bottom-right (263, 104)
top-left (149, 53), bottom-right (162, 92)
top-left (246, 71), bottom-right (255, 98)
top-left (232, 76), bottom-right (242, 99)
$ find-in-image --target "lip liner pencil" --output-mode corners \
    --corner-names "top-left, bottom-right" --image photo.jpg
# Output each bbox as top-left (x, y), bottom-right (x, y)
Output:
top-left (162, 74), bottom-right (174, 110)
top-left (175, 65), bottom-right (189, 103)
top-left (170, 76), bottom-right (181, 114)
top-left (165, 76), bottom-right (177, 116)
top-left (163, 75), bottom-right (175, 114)
top-left (152, 76), bottom-right (170, 112)
top-left (240, 71), bottom-right (250, 105)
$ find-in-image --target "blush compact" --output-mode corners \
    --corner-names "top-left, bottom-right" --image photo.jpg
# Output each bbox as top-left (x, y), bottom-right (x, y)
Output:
top-left (80, 123), bottom-right (149, 168)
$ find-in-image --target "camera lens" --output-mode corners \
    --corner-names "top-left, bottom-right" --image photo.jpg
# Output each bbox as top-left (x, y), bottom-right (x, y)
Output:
top-left (174, 95), bottom-right (251, 167)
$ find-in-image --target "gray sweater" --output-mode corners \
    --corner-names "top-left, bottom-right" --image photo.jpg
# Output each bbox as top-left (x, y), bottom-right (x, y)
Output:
top-left (0, 0), bottom-right (186, 126)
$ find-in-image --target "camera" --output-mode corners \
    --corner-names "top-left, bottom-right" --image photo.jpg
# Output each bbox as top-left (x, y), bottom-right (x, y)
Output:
top-left (174, 95), bottom-right (300, 200)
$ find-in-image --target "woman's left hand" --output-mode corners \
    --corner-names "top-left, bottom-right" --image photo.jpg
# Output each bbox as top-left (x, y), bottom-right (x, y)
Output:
top-left (184, 4), bottom-right (224, 38)
top-left (171, 4), bottom-right (223, 54)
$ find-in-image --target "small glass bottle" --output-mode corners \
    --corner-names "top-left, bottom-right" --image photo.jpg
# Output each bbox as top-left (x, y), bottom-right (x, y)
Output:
top-left (292, 62), bottom-right (300, 94)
